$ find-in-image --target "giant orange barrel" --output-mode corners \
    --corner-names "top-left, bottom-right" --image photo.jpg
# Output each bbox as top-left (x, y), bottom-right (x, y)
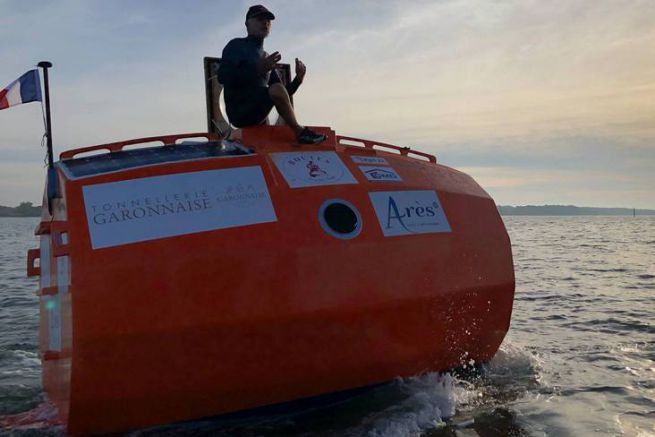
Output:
top-left (27, 126), bottom-right (514, 435)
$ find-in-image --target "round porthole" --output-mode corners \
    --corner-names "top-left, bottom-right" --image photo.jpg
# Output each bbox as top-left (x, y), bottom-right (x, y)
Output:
top-left (319, 199), bottom-right (362, 240)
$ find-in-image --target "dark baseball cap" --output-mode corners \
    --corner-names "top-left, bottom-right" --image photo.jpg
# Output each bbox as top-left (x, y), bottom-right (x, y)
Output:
top-left (246, 5), bottom-right (275, 20)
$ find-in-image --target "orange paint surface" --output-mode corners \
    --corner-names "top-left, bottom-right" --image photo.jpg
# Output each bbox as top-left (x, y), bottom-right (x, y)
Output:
top-left (30, 126), bottom-right (514, 435)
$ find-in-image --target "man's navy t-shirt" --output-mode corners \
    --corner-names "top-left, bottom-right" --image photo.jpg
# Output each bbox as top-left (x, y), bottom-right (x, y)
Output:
top-left (217, 35), bottom-right (299, 126)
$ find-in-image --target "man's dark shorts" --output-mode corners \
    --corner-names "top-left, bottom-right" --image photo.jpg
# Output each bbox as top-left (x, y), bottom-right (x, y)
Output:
top-left (227, 87), bottom-right (274, 128)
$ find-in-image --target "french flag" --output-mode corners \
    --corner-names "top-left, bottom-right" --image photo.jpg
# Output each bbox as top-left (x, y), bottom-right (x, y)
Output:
top-left (0, 70), bottom-right (42, 110)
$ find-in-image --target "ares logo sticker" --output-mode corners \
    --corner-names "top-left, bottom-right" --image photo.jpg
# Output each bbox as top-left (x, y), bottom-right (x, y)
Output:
top-left (271, 151), bottom-right (358, 188)
top-left (359, 166), bottom-right (402, 182)
top-left (369, 190), bottom-right (451, 237)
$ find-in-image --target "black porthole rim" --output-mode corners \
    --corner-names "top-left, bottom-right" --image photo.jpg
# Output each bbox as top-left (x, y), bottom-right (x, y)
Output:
top-left (318, 199), bottom-right (363, 240)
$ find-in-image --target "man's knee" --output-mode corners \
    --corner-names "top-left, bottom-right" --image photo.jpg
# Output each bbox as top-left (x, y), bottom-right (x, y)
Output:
top-left (268, 83), bottom-right (288, 101)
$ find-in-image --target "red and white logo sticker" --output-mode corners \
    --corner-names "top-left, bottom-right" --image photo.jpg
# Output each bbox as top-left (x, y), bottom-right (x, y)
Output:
top-left (271, 151), bottom-right (358, 188)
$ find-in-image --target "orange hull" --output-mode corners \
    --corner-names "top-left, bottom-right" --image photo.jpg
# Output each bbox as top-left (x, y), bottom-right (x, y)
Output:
top-left (28, 126), bottom-right (514, 435)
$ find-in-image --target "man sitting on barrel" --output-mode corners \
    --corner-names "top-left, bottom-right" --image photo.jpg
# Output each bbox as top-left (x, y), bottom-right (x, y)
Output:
top-left (218, 5), bottom-right (326, 145)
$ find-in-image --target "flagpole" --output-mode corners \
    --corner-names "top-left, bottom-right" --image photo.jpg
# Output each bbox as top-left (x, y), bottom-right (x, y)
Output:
top-left (37, 61), bottom-right (54, 169)
top-left (37, 61), bottom-right (59, 211)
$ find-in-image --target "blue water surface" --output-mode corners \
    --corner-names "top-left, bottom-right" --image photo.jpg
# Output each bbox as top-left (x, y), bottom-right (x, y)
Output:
top-left (0, 216), bottom-right (653, 436)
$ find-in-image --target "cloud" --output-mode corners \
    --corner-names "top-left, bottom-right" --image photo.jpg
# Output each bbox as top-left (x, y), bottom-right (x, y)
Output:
top-left (0, 0), bottom-right (653, 207)
top-left (459, 165), bottom-right (653, 208)
top-left (295, 0), bottom-right (655, 144)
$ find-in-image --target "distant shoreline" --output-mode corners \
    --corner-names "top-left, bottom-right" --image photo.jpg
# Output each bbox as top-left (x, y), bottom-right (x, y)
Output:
top-left (1, 202), bottom-right (653, 217)
top-left (497, 205), bottom-right (655, 216)
top-left (0, 203), bottom-right (41, 217)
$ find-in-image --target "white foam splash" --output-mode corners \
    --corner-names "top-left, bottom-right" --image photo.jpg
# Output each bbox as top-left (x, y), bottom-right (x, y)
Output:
top-left (487, 341), bottom-right (541, 373)
top-left (0, 402), bottom-right (63, 431)
top-left (337, 341), bottom-right (543, 436)
top-left (351, 373), bottom-right (456, 437)
top-left (483, 340), bottom-right (544, 389)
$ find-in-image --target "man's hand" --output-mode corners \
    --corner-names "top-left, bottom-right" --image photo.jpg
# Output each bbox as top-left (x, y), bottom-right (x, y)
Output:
top-left (295, 58), bottom-right (306, 83)
top-left (257, 51), bottom-right (281, 75)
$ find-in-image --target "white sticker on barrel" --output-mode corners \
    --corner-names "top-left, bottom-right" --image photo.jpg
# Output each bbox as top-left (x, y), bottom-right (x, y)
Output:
top-left (271, 151), bottom-right (358, 188)
top-left (351, 156), bottom-right (389, 165)
top-left (358, 166), bottom-right (402, 182)
top-left (56, 256), bottom-right (70, 294)
top-left (83, 166), bottom-right (277, 249)
top-left (40, 235), bottom-right (51, 289)
top-left (44, 295), bottom-right (61, 351)
top-left (369, 190), bottom-right (451, 237)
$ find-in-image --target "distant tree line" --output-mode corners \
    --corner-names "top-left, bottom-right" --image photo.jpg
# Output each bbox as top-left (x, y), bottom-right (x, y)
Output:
top-left (497, 205), bottom-right (655, 216)
top-left (1, 202), bottom-right (653, 217)
top-left (0, 202), bottom-right (41, 217)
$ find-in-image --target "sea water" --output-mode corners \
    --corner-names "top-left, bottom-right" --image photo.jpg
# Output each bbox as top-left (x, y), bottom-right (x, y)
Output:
top-left (1, 216), bottom-right (653, 436)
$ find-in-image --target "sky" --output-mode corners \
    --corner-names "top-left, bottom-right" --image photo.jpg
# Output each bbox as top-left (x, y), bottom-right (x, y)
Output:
top-left (0, 0), bottom-right (653, 208)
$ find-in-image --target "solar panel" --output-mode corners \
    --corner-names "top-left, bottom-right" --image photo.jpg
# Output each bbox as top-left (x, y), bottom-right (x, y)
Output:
top-left (60, 141), bottom-right (254, 178)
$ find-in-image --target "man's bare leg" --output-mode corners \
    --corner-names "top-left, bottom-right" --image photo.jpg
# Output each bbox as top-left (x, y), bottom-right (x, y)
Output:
top-left (268, 83), bottom-right (303, 136)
